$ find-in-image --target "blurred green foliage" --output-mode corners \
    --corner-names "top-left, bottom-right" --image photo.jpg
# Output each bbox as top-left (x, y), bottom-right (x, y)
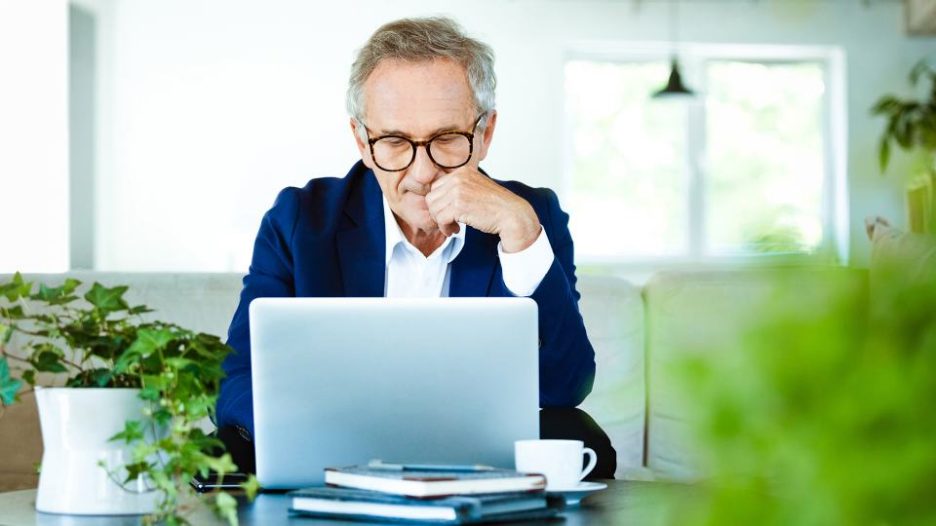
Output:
top-left (671, 264), bottom-right (936, 524)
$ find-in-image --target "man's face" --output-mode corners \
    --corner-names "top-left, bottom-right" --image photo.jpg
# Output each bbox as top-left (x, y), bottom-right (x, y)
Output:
top-left (351, 58), bottom-right (495, 235)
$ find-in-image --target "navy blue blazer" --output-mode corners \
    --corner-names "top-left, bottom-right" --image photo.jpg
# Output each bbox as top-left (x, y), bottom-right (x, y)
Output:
top-left (216, 161), bottom-right (596, 437)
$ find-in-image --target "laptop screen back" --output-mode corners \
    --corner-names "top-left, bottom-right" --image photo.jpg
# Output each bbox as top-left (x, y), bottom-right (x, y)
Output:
top-left (249, 297), bottom-right (540, 489)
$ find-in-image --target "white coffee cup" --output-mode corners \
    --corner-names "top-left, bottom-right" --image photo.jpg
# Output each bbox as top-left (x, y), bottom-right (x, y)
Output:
top-left (514, 439), bottom-right (597, 490)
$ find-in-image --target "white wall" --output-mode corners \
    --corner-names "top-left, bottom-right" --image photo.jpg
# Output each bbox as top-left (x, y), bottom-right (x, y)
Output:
top-left (83, 0), bottom-right (933, 271)
top-left (0, 0), bottom-right (68, 273)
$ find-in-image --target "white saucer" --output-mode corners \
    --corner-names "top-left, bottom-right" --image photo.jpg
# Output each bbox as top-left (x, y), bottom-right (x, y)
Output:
top-left (545, 481), bottom-right (608, 506)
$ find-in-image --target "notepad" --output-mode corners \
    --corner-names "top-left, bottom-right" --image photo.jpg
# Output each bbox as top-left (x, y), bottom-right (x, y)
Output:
top-left (289, 486), bottom-right (563, 524)
top-left (324, 464), bottom-right (547, 498)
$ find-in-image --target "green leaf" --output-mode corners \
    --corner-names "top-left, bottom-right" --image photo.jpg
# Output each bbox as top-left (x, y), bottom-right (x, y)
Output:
top-left (21, 369), bottom-right (35, 386)
top-left (0, 358), bottom-right (23, 405)
top-left (141, 374), bottom-right (168, 390)
top-left (88, 368), bottom-right (113, 387)
top-left (121, 460), bottom-right (151, 485)
top-left (240, 474), bottom-right (260, 501)
top-left (879, 138), bottom-right (891, 174)
top-left (165, 357), bottom-right (195, 370)
top-left (0, 305), bottom-right (25, 320)
top-left (167, 514), bottom-right (191, 526)
top-left (131, 442), bottom-right (159, 464)
top-left (893, 112), bottom-right (913, 149)
top-left (189, 333), bottom-right (231, 363)
top-left (205, 453), bottom-right (238, 476)
top-left (192, 435), bottom-right (224, 454)
top-left (909, 58), bottom-right (933, 86)
top-left (35, 283), bottom-right (79, 305)
top-left (128, 305), bottom-right (154, 315)
top-left (61, 278), bottom-right (80, 294)
top-left (0, 323), bottom-right (11, 344)
top-left (139, 386), bottom-right (160, 401)
top-left (113, 349), bottom-right (141, 375)
top-left (127, 328), bottom-right (176, 358)
top-left (83, 282), bottom-right (129, 313)
top-left (33, 283), bottom-right (56, 301)
top-left (151, 408), bottom-right (173, 426)
top-left (0, 272), bottom-right (32, 302)
top-left (108, 420), bottom-right (145, 444)
top-left (214, 491), bottom-right (239, 526)
top-left (30, 350), bottom-right (67, 373)
top-left (870, 95), bottom-right (901, 116)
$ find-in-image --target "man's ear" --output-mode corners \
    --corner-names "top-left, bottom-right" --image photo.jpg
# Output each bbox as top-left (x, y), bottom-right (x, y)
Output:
top-left (476, 110), bottom-right (497, 162)
top-left (350, 118), bottom-right (375, 170)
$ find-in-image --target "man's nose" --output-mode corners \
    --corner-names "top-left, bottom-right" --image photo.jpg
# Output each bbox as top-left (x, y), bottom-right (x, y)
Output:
top-left (407, 145), bottom-right (441, 186)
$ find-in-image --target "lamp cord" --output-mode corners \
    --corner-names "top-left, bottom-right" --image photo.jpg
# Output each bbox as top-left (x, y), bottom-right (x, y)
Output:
top-left (669, 0), bottom-right (679, 60)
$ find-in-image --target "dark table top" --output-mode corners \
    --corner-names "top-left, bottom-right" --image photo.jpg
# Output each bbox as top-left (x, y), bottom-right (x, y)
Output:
top-left (226, 479), bottom-right (682, 525)
top-left (1, 479), bottom-right (689, 526)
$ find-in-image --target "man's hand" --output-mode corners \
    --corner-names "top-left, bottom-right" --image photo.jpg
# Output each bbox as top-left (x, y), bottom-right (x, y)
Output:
top-left (425, 167), bottom-right (541, 253)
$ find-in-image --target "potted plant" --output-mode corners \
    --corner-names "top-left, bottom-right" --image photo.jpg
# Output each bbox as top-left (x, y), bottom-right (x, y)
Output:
top-left (0, 273), bottom-right (257, 525)
top-left (872, 57), bottom-right (936, 234)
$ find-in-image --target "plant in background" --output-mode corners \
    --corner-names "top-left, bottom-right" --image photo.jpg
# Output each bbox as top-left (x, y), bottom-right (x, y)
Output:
top-left (0, 273), bottom-right (258, 525)
top-left (872, 58), bottom-right (936, 234)
top-left (872, 58), bottom-right (936, 174)
top-left (668, 265), bottom-right (936, 525)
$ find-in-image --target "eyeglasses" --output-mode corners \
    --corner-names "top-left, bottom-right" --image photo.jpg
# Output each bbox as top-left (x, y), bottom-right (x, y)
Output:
top-left (363, 114), bottom-right (486, 172)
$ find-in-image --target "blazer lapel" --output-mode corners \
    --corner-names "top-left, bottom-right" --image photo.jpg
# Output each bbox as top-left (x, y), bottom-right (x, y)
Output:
top-left (449, 227), bottom-right (499, 298)
top-left (337, 170), bottom-right (385, 297)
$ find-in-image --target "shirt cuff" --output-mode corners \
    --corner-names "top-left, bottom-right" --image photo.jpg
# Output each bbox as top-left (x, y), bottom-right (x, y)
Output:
top-left (497, 226), bottom-right (554, 297)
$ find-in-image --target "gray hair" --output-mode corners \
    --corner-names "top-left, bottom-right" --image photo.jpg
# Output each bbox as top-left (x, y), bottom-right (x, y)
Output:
top-left (347, 17), bottom-right (496, 133)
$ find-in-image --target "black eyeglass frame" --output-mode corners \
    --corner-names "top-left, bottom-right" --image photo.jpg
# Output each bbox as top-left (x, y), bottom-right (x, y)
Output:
top-left (363, 113), bottom-right (487, 172)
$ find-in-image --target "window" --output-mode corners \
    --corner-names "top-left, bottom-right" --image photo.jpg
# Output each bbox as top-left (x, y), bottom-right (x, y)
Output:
top-left (564, 45), bottom-right (845, 265)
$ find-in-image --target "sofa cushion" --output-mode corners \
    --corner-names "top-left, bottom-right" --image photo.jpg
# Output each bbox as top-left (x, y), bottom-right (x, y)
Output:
top-left (59, 272), bottom-right (245, 336)
top-left (577, 275), bottom-right (645, 478)
top-left (869, 225), bottom-right (936, 299)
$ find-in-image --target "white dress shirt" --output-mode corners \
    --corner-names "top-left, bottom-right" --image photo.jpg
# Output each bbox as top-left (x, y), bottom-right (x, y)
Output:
top-left (382, 196), bottom-right (555, 298)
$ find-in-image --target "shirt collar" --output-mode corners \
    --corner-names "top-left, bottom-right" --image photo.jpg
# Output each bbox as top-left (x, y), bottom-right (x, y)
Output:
top-left (382, 195), bottom-right (466, 266)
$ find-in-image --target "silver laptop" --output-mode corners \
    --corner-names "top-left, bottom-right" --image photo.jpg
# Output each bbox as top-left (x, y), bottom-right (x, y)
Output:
top-left (249, 297), bottom-right (540, 489)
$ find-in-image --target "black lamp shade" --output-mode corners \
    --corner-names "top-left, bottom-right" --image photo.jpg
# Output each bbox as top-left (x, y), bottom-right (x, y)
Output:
top-left (653, 58), bottom-right (695, 98)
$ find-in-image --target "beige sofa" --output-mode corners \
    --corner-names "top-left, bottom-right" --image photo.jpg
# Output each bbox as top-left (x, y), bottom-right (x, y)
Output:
top-left (0, 269), bottom-right (867, 491)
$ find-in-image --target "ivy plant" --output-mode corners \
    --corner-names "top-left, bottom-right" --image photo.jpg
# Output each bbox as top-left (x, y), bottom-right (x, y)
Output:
top-left (0, 272), bottom-right (258, 525)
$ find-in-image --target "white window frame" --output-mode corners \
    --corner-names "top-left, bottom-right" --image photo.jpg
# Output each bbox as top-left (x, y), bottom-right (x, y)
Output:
top-left (562, 42), bottom-right (849, 270)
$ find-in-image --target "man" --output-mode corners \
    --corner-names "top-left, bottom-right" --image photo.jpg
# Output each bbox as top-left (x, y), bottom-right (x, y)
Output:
top-left (216, 17), bottom-right (615, 478)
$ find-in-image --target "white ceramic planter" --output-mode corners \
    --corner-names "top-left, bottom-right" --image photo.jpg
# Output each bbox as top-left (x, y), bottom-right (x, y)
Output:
top-left (34, 387), bottom-right (160, 515)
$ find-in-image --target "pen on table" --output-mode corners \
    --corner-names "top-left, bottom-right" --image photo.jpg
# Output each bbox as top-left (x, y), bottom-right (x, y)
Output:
top-left (368, 460), bottom-right (496, 472)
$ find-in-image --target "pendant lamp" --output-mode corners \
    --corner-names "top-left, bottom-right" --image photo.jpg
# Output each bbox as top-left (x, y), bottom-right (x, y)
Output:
top-left (653, 0), bottom-right (695, 98)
